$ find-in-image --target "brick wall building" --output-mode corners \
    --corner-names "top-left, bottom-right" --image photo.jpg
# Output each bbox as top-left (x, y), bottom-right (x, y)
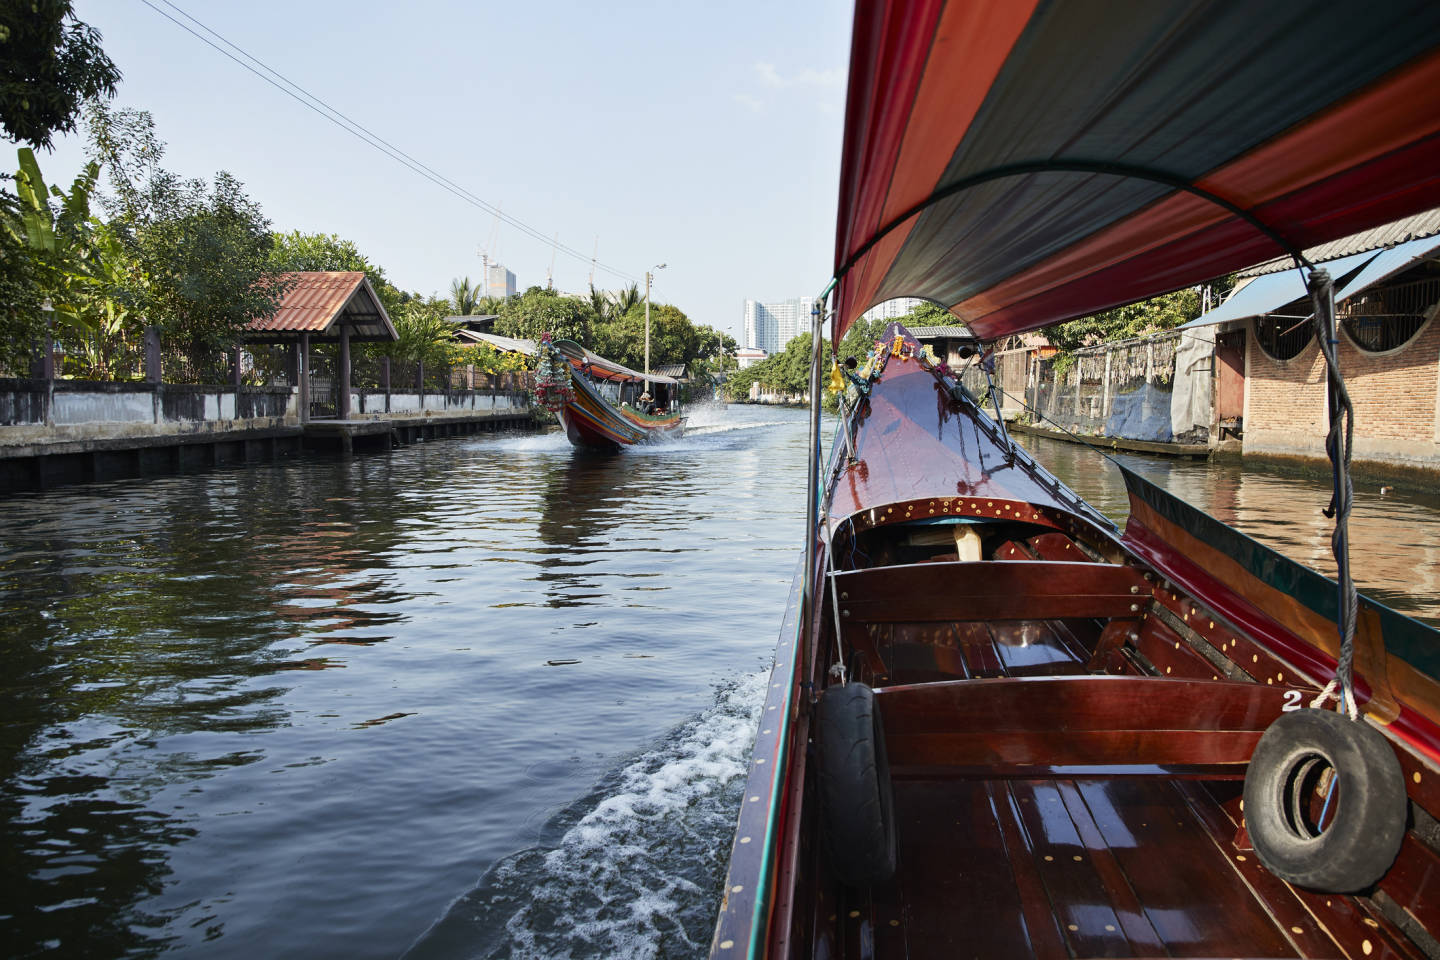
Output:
top-left (1243, 288), bottom-right (1440, 478)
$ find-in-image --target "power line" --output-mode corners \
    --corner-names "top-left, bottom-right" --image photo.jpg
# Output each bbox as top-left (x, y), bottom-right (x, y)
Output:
top-left (136, 0), bottom-right (640, 285)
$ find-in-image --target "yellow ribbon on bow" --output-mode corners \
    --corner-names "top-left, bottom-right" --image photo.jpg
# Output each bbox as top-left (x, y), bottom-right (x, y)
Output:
top-left (826, 359), bottom-right (845, 396)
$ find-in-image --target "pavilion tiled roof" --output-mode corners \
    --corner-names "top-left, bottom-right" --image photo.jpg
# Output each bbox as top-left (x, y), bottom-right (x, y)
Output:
top-left (247, 272), bottom-right (396, 342)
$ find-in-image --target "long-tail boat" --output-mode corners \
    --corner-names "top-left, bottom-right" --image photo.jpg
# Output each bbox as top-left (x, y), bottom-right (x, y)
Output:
top-left (711, 2), bottom-right (1440, 957)
top-left (533, 334), bottom-right (683, 451)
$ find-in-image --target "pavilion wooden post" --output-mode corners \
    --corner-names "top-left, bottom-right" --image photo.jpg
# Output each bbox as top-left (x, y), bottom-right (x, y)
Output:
top-left (338, 325), bottom-right (352, 420)
top-left (36, 312), bottom-right (55, 426)
top-left (299, 333), bottom-right (311, 424)
top-left (144, 326), bottom-right (161, 383)
top-left (382, 356), bottom-right (391, 413)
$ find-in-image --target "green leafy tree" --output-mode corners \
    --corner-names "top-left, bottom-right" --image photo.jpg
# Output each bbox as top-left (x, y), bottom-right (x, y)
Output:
top-left (493, 285), bottom-right (596, 344)
top-left (591, 302), bottom-right (692, 370)
top-left (897, 300), bottom-right (953, 327)
top-left (1046, 288), bottom-right (1202, 354)
top-left (585, 284), bottom-right (614, 324)
top-left (82, 99), bottom-right (162, 221)
top-left (726, 332), bottom-right (825, 401)
top-left (1, 146), bottom-right (136, 374)
top-left (381, 297), bottom-right (459, 371)
top-left (0, 192), bottom-right (44, 372)
top-left (268, 230), bottom-right (402, 317)
top-left (0, 1), bottom-right (121, 150)
top-left (449, 276), bottom-right (481, 315)
top-left (126, 170), bottom-right (290, 374)
top-left (613, 282), bottom-right (642, 315)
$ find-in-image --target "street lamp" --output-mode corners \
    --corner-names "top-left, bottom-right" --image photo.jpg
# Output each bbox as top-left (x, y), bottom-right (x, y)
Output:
top-left (645, 263), bottom-right (666, 388)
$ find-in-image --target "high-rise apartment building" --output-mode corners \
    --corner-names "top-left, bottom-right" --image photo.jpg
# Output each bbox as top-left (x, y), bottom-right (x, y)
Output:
top-left (742, 297), bottom-right (818, 354)
top-left (485, 263), bottom-right (517, 300)
top-left (859, 297), bottom-right (929, 323)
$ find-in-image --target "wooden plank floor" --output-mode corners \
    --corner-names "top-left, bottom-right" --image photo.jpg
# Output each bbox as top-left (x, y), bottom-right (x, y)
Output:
top-left (840, 775), bottom-right (1333, 959)
top-left (842, 615), bottom-right (1339, 958)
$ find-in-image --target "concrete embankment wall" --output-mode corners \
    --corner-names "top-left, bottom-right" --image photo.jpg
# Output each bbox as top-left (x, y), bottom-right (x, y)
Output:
top-left (346, 389), bottom-right (524, 416)
top-left (1, 380), bottom-right (299, 452)
top-left (0, 378), bottom-right (534, 494)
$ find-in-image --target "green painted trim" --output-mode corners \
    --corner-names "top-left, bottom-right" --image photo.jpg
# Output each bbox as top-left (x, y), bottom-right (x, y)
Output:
top-left (1121, 466), bottom-right (1440, 680)
top-left (748, 558), bottom-right (806, 958)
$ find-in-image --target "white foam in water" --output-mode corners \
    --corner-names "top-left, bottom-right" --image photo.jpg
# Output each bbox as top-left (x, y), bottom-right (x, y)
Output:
top-left (413, 670), bottom-right (769, 960)
top-left (481, 431), bottom-right (573, 454)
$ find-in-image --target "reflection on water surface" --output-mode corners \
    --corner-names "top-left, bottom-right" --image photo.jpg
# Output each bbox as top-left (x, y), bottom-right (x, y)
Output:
top-left (0, 408), bottom-right (1434, 960)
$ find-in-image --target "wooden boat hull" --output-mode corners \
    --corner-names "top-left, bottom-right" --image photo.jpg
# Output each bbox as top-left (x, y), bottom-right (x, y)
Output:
top-left (536, 336), bottom-right (684, 451)
top-left (555, 369), bottom-right (683, 451)
top-left (710, 324), bottom-right (1440, 959)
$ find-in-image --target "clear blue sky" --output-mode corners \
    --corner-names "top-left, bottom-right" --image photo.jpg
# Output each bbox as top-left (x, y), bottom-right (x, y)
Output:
top-left (43, 0), bottom-right (855, 342)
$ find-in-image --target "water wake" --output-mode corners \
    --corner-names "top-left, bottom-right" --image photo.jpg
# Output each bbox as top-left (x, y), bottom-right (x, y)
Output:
top-left (407, 670), bottom-right (768, 960)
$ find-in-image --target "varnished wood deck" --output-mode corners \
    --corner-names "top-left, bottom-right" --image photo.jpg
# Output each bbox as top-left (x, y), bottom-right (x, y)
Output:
top-left (819, 611), bottom-right (1428, 960)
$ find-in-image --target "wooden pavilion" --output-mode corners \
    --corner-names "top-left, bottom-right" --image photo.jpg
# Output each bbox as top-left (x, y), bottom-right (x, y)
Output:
top-left (245, 272), bottom-right (397, 421)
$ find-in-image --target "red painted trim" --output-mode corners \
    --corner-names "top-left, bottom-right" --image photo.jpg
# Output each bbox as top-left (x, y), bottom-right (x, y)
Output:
top-left (839, 32), bottom-right (1440, 339)
top-left (1123, 519), bottom-right (1440, 766)
top-left (959, 132), bottom-right (1440, 339)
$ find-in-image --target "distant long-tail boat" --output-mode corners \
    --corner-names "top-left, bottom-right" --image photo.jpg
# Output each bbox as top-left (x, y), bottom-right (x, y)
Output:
top-left (534, 334), bottom-right (684, 451)
top-left (711, 2), bottom-right (1440, 957)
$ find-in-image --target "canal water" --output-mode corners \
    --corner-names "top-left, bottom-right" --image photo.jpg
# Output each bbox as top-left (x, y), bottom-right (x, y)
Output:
top-left (1, 405), bottom-right (1436, 960)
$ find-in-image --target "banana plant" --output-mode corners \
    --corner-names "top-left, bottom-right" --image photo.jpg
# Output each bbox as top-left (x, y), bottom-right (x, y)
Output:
top-left (5, 148), bottom-right (129, 352)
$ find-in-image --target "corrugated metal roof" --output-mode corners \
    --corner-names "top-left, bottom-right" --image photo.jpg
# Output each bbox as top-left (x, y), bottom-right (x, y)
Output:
top-left (247, 272), bottom-right (397, 342)
top-left (907, 325), bottom-right (977, 339)
top-left (653, 363), bottom-right (688, 380)
top-left (1239, 207), bottom-right (1440, 277)
top-left (456, 330), bottom-right (535, 354)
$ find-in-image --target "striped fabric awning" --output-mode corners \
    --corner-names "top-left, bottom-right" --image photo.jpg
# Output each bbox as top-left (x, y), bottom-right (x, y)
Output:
top-left (832, 0), bottom-right (1440, 343)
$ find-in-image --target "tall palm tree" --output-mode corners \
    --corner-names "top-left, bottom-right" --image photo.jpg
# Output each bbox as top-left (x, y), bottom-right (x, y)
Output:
top-left (450, 276), bottom-right (481, 315)
top-left (614, 282), bottom-right (642, 315)
top-left (587, 284), bottom-right (612, 323)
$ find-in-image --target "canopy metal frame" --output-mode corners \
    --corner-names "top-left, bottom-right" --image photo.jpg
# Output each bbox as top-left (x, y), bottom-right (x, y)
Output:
top-left (811, 159), bottom-right (1366, 723)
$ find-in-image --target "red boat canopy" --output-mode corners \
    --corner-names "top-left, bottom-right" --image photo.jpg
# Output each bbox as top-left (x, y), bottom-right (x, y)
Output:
top-left (551, 339), bottom-right (679, 385)
top-left (832, 0), bottom-right (1440, 343)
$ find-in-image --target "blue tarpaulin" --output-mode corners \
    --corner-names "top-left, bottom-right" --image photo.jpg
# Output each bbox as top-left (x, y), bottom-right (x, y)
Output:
top-left (1106, 383), bottom-right (1174, 442)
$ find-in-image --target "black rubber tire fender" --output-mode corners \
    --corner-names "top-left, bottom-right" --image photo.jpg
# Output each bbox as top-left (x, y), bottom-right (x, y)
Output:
top-left (1243, 708), bottom-right (1407, 892)
top-left (815, 682), bottom-right (897, 887)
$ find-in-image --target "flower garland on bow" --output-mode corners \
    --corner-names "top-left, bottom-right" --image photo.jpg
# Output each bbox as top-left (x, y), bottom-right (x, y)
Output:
top-left (533, 333), bottom-right (576, 412)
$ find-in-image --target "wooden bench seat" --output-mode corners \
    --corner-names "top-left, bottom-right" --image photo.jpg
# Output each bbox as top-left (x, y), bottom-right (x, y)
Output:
top-left (833, 560), bottom-right (1150, 624)
top-left (874, 676), bottom-right (1303, 777)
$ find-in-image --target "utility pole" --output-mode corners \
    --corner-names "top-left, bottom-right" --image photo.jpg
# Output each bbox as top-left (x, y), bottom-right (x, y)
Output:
top-left (645, 263), bottom-right (666, 388)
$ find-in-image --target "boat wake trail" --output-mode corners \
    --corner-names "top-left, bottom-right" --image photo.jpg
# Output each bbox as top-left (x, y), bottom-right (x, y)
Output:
top-left (406, 671), bottom-right (768, 960)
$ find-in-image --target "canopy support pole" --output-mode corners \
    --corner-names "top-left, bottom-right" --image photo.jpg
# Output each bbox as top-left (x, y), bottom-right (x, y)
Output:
top-left (803, 296), bottom-right (826, 644)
